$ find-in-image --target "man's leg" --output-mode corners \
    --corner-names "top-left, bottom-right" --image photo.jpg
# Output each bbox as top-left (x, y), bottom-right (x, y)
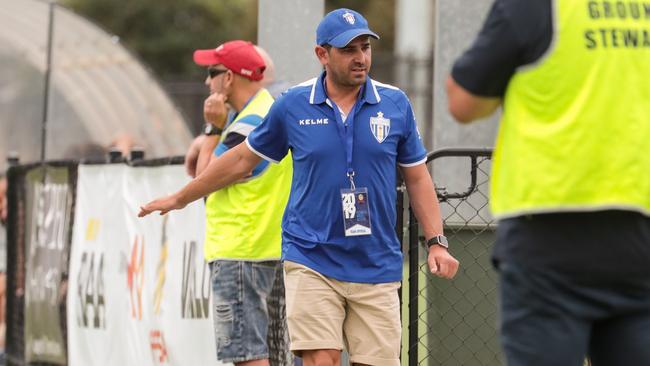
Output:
top-left (588, 278), bottom-right (650, 366)
top-left (343, 281), bottom-right (401, 366)
top-left (498, 263), bottom-right (592, 366)
top-left (300, 349), bottom-right (341, 366)
top-left (283, 261), bottom-right (346, 366)
top-left (210, 260), bottom-right (277, 365)
top-left (235, 360), bottom-right (268, 366)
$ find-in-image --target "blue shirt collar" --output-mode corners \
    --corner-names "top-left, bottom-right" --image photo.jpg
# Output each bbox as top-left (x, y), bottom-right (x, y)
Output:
top-left (309, 71), bottom-right (380, 106)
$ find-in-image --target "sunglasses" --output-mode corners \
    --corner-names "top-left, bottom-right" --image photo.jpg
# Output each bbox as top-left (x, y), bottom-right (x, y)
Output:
top-left (207, 67), bottom-right (228, 79)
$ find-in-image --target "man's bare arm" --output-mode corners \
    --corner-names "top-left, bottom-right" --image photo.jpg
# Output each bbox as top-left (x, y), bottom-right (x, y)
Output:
top-left (401, 163), bottom-right (459, 279)
top-left (139, 143), bottom-right (262, 217)
top-left (446, 76), bottom-right (501, 124)
top-left (196, 135), bottom-right (220, 176)
top-left (401, 164), bottom-right (443, 239)
top-left (196, 92), bottom-right (229, 175)
top-left (185, 135), bottom-right (206, 177)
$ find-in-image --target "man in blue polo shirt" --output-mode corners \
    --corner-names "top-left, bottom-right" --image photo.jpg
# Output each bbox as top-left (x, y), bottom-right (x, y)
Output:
top-left (140, 8), bottom-right (459, 366)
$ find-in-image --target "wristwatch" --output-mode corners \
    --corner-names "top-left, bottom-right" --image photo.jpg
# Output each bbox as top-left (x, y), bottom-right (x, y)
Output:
top-left (425, 235), bottom-right (449, 249)
top-left (203, 123), bottom-right (223, 136)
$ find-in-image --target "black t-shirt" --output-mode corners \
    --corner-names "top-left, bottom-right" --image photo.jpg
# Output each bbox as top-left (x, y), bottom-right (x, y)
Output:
top-left (452, 0), bottom-right (650, 274)
top-left (451, 0), bottom-right (552, 97)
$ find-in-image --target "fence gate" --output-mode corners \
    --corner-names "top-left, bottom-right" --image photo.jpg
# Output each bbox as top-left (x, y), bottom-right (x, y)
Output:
top-left (401, 148), bottom-right (498, 366)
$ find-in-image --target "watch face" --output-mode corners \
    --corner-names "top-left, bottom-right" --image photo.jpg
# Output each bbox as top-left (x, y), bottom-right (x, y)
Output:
top-left (203, 124), bottom-right (213, 135)
top-left (427, 235), bottom-right (449, 249)
top-left (204, 124), bottom-right (222, 136)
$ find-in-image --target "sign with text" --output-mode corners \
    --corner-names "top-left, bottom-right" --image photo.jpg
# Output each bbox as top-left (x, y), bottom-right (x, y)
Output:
top-left (67, 165), bottom-right (227, 366)
top-left (24, 166), bottom-right (74, 365)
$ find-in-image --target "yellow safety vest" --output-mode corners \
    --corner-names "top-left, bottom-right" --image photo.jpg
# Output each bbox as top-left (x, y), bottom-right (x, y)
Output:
top-left (492, 0), bottom-right (650, 219)
top-left (204, 89), bottom-right (292, 260)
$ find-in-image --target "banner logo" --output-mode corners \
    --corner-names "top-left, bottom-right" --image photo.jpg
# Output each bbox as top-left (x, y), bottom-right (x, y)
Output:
top-left (150, 329), bottom-right (169, 364)
top-left (128, 235), bottom-right (145, 320)
top-left (181, 241), bottom-right (210, 319)
top-left (76, 252), bottom-right (106, 328)
top-left (85, 218), bottom-right (100, 241)
top-left (32, 182), bottom-right (70, 252)
top-left (27, 182), bottom-right (70, 307)
top-left (153, 217), bottom-right (169, 315)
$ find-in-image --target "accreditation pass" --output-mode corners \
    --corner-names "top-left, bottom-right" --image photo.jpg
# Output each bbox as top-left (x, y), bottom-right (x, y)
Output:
top-left (340, 187), bottom-right (372, 236)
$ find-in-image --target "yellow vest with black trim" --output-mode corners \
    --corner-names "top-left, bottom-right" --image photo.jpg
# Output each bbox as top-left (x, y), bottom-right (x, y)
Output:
top-left (492, 0), bottom-right (650, 219)
top-left (204, 89), bottom-right (292, 261)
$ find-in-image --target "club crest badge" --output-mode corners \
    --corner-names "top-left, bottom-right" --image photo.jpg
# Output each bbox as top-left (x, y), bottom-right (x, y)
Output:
top-left (370, 111), bottom-right (390, 143)
top-left (342, 11), bottom-right (356, 25)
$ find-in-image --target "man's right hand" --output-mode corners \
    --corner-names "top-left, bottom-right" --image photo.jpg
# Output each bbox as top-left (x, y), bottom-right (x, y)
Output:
top-left (203, 93), bottom-right (228, 129)
top-left (138, 194), bottom-right (186, 218)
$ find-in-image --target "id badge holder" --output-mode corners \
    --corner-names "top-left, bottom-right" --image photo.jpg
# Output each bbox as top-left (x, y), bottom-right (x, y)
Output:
top-left (340, 187), bottom-right (372, 236)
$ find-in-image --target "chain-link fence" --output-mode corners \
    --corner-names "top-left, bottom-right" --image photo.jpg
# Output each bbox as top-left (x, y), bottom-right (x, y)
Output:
top-left (401, 148), bottom-right (498, 366)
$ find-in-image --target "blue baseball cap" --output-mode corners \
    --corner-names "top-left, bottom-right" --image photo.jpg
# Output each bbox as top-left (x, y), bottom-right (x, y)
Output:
top-left (316, 8), bottom-right (379, 48)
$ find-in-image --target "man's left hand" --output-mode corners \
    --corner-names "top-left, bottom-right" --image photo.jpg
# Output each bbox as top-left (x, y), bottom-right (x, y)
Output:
top-left (427, 245), bottom-right (460, 279)
top-left (204, 93), bottom-right (228, 129)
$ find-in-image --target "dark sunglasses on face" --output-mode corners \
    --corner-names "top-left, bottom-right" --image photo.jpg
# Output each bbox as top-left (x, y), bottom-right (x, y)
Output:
top-left (207, 67), bottom-right (228, 79)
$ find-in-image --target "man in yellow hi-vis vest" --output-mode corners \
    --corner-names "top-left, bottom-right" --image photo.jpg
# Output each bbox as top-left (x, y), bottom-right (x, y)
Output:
top-left (192, 40), bottom-right (292, 365)
top-left (447, 1), bottom-right (650, 365)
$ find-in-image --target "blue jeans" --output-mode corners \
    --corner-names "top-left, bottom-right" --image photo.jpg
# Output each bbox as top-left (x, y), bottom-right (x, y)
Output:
top-left (499, 262), bottom-right (650, 366)
top-left (209, 260), bottom-right (280, 363)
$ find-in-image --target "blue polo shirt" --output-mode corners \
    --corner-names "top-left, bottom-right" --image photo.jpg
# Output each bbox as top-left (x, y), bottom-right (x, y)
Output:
top-left (246, 72), bottom-right (426, 283)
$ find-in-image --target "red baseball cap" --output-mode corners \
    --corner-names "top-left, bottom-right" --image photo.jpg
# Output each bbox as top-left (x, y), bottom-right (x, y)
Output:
top-left (193, 40), bottom-right (266, 81)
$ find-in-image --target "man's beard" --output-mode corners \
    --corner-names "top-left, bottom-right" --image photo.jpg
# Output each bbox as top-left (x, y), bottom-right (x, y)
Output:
top-left (331, 68), bottom-right (366, 88)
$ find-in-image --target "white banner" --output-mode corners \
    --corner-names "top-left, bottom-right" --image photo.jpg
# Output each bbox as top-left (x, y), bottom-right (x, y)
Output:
top-left (67, 164), bottom-right (228, 366)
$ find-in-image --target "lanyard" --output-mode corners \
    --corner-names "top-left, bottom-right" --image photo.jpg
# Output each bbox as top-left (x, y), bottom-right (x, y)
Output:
top-left (329, 98), bottom-right (361, 189)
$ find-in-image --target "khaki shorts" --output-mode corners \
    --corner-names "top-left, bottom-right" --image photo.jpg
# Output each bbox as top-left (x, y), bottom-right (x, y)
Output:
top-left (283, 261), bottom-right (401, 366)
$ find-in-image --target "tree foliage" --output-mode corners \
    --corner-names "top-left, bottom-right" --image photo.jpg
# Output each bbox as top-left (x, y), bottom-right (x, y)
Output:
top-left (60, 0), bottom-right (395, 80)
top-left (62, 0), bottom-right (257, 80)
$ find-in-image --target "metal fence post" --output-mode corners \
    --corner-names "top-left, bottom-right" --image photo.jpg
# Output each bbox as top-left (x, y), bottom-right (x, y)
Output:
top-left (408, 207), bottom-right (419, 366)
